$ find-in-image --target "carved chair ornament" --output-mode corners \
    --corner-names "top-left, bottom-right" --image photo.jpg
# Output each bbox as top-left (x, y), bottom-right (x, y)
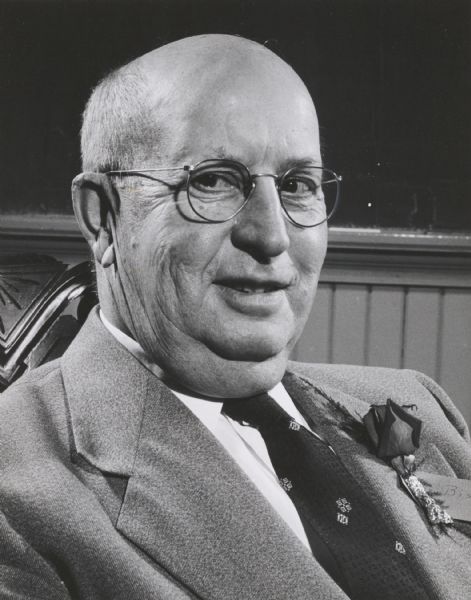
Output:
top-left (0, 255), bottom-right (96, 391)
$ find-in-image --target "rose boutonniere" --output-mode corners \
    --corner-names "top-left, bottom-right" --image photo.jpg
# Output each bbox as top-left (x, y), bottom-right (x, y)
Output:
top-left (363, 399), bottom-right (453, 529)
top-left (320, 388), bottom-right (454, 531)
top-left (363, 399), bottom-right (422, 459)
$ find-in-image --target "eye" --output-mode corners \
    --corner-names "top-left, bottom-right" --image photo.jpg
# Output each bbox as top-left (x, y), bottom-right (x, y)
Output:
top-left (280, 176), bottom-right (319, 196)
top-left (191, 170), bottom-right (240, 193)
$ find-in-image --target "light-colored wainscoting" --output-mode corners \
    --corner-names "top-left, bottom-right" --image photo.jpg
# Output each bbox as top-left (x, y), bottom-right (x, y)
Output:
top-left (293, 229), bottom-right (471, 426)
top-left (1, 217), bottom-right (470, 426)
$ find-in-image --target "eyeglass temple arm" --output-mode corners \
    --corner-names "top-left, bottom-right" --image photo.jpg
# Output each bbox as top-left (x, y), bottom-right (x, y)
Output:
top-left (105, 166), bottom-right (190, 175)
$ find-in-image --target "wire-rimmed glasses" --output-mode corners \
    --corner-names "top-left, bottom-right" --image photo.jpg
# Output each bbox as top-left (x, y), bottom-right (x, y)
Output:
top-left (106, 159), bottom-right (342, 228)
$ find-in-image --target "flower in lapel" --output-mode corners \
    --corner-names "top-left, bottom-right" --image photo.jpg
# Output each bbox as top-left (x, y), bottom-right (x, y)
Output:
top-left (363, 399), bottom-right (422, 459)
top-left (362, 399), bottom-right (453, 530)
top-left (317, 388), bottom-right (454, 531)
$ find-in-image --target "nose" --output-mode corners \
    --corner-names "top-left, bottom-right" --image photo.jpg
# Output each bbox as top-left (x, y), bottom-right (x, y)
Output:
top-left (230, 175), bottom-right (290, 261)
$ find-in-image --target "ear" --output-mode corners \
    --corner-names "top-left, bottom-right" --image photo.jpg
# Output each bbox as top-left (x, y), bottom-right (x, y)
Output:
top-left (72, 172), bottom-right (119, 265)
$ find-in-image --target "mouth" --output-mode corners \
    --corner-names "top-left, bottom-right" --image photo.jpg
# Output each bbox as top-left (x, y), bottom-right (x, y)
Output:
top-left (212, 276), bottom-right (293, 317)
top-left (215, 278), bottom-right (290, 294)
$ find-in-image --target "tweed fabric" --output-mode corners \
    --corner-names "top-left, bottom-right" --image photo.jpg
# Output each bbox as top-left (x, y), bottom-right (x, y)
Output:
top-left (0, 308), bottom-right (470, 599)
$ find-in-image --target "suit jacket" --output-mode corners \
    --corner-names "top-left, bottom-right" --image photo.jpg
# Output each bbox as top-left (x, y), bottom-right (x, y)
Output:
top-left (1, 308), bottom-right (470, 600)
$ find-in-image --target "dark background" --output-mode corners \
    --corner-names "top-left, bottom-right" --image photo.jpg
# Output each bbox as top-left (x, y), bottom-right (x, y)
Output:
top-left (1, 0), bottom-right (470, 231)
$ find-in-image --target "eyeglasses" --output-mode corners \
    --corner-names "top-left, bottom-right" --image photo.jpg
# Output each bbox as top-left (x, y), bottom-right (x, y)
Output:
top-left (106, 159), bottom-right (342, 228)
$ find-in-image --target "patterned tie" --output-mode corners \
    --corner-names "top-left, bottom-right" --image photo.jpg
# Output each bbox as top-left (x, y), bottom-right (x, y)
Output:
top-left (223, 393), bottom-right (430, 600)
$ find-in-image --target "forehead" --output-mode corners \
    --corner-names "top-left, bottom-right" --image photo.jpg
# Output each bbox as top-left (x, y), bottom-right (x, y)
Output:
top-left (143, 51), bottom-right (320, 169)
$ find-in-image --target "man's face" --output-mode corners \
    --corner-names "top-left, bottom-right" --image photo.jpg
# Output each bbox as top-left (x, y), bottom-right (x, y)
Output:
top-left (111, 62), bottom-right (327, 396)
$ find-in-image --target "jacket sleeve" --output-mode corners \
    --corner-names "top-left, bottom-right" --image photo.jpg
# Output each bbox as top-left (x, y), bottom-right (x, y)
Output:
top-left (0, 511), bottom-right (70, 600)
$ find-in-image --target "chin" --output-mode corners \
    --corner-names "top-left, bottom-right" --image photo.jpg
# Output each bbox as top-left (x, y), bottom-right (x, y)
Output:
top-left (221, 352), bottom-right (291, 398)
top-left (207, 337), bottom-right (286, 362)
top-left (191, 350), bottom-right (291, 399)
top-left (202, 321), bottom-right (296, 362)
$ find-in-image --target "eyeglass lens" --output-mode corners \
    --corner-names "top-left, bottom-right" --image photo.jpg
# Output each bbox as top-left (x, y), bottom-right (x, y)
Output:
top-left (187, 160), bottom-right (338, 226)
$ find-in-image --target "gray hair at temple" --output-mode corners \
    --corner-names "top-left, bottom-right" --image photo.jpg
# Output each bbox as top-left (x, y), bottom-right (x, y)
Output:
top-left (80, 62), bottom-right (154, 172)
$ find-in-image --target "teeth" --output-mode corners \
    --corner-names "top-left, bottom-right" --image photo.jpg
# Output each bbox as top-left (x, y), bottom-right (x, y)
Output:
top-left (217, 280), bottom-right (285, 293)
top-left (234, 286), bottom-right (276, 294)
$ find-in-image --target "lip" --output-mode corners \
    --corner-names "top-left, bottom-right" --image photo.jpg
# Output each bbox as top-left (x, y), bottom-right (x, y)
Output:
top-left (214, 277), bottom-right (292, 316)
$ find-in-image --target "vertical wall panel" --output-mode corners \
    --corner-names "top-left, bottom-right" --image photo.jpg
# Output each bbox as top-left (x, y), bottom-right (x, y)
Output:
top-left (331, 285), bottom-right (369, 365)
top-left (402, 287), bottom-right (441, 380)
top-left (293, 277), bottom-right (471, 429)
top-left (366, 286), bottom-right (404, 369)
top-left (294, 283), bottom-right (333, 363)
top-left (438, 289), bottom-right (471, 425)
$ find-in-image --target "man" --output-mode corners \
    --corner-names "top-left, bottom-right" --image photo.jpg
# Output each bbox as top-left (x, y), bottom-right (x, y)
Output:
top-left (0, 34), bottom-right (470, 600)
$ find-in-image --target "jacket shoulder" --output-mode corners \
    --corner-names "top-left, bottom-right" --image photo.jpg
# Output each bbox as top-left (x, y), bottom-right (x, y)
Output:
top-left (2, 358), bottom-right (62, 395)
top-left (287, 361), bottom-right (470, 442)
top-left (0, 359), bottom-right (68, 467)
top-left (1, 358), bottom-right (64, 420)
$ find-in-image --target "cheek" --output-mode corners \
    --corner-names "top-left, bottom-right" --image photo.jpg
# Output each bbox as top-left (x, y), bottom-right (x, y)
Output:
top-left (124, 213), bottom-right (228, 314)
top-left (292, 226), bottom-right (327, 281)
top-left (288, 227), bottom-right (327, 317)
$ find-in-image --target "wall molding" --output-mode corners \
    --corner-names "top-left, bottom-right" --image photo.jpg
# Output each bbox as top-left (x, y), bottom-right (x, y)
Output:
top-left (2, 214), bottom-right (471, 250)
top-left (328, 227), bottom-right (471, 254)
top-left (1, 214), bottom-right (470, 288)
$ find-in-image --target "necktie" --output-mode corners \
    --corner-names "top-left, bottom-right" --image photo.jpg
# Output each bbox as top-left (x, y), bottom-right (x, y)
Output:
top-left (223, 393), bottom-right (430, 600)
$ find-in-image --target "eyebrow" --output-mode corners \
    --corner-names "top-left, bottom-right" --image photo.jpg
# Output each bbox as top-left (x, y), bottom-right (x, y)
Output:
top-left (281, 157), bottom-right (323, 170)
top-left (200, 151), bottom-right (323, 171)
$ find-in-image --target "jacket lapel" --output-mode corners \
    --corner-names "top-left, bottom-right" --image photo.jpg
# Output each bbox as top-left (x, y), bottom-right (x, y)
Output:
top-left (116, 377), bottom-right (346, 600)
top-left (61, 311), bottom-right (347, 600)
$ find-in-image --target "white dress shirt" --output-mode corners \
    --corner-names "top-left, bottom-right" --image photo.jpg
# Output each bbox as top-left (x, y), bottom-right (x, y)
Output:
top-left (100, 311), bottom-right (311, 550)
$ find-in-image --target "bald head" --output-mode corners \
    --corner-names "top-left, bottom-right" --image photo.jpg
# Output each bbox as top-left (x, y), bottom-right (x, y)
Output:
top-left (81, 34), bottom-right (317, 172)
top-left (136, 34), bottom-right (310, 101)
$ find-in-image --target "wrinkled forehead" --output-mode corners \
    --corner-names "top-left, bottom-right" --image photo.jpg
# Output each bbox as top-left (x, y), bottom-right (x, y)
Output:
top-left (135, 36), bottom-right (320, 166)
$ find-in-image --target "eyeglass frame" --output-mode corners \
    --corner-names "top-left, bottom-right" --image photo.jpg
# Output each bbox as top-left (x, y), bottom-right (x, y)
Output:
top-left (105, 158), bottom-right (342, 228)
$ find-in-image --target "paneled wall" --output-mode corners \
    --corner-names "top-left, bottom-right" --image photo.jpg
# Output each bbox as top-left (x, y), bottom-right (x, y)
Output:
top-left (294, 283), bottom-right (471, 421)
top-left (1, 217), bottom-right (470, 426)
top-left (293, 229), bottom-right (471, 426)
